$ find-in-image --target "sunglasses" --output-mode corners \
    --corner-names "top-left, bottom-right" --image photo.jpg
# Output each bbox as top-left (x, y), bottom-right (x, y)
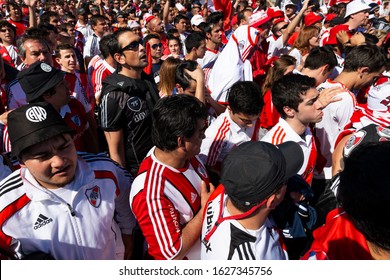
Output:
top-left (278, 24), bottom-right (288, 31)
top-left (151, 43), bottom-right (162, 49)
top-left (0, 28), bottom-right (12, 33)
top-left (120, 39), bottom-right (143, 52)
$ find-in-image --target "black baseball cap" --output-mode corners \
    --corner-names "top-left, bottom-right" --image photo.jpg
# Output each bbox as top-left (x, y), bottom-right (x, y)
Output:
top-left (17, 61), bottom-right (65, 103)
top-left (221, 141), bottom-right (304, 208)
top-left (7, 102), bottom-right (74, 157)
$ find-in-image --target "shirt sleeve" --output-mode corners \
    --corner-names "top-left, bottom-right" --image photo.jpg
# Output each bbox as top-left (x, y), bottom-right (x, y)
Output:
top-left (99, 91), bottom-right (125, 131)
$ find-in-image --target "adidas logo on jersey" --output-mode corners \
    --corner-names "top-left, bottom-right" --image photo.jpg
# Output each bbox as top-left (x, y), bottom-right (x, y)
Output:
top-left (34, 214), bottom-right (53, 230)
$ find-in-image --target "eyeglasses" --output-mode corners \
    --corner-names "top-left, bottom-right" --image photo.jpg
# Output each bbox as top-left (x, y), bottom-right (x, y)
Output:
top-left (0, 28), bottom-right (12, 33)
top-left (151, 43), bottom-right (162, 49)
top-left (278, 24), bottom-right (288, 32)
top-left (120, 39), bottom-right (143, 52)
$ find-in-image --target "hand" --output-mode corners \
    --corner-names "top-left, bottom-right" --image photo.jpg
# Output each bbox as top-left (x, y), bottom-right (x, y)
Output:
top-left (336, 30), bottom-right (350, 45)
top-left (317, 87), bottom-right (344, 109)
top-left (301, 0), bottom-right (310, 10)
top-left (200, 180), bottom-right (215, 209)
top-left (24, 0), bottom-right (37, 7)
top-left (0, 110), bottom-right (13, 125)
top-left (186, 65), bottom-right (204, 83)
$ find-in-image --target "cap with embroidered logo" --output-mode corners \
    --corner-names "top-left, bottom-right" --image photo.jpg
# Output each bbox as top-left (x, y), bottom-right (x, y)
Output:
top-left (8, 102), bottom-right (74, 157)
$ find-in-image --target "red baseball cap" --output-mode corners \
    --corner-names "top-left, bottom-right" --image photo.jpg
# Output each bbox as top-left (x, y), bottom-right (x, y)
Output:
top-left (304, 12), bottom-right (323, 26)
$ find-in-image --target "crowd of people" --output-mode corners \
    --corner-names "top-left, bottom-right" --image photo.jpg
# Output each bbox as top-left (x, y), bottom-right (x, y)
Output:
top-left (0, 0), bottom-right (390, 260)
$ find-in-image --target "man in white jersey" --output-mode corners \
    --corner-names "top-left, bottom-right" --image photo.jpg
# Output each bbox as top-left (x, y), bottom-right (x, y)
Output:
top-left (199, 81), bottom-right (263, 183)
top-left (261, 74), bottom-right (341, 186)
top-left (0, 102), bottom-right (135, 259)
top-left (197, 21), bottom-right (223, 68)
top-left (201, 141), bottom-right (303, 260)
top-left (315, 45), bottom-right (385, 182)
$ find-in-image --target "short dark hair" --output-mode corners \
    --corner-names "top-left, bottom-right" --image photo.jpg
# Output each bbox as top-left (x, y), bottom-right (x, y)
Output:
top-left (99, 33), bottom-right (114, 59)
top-left (0, 20), bottom-right (16, 35)
top-left (338, 141), bottom-right (390, 252)
top-left (227, 81), bottom-right (264, 116)
top-left (40, 11), bottom-right (59, 25)
top-left (174, 14), bottom-right (187, 25)
top-left (185, 31), bottom-right (206, 53)
top-left (144, 33), bottom-right (161, 44)
top-left (90, 15), bottom-right (108, 27)
top-left (206, 11), bottom-right (223, 25)
top-left (343, 45), bottom-right (386, 73)
top-left (55, 43), bottom-right (74, 58)
top-left (166, 28), bottom-right (179, 37)
top-left (303, 46), bottom-right (338, 72)
top-left (175, 60), bottom-right (197, 90)
top-left (271, 73), bottom-right (316, 118)
top-left (152, 94), bottom-right (208, 151)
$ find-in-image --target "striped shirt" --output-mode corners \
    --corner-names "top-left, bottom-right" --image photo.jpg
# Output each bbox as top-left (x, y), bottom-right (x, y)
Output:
top-left (130, 147), bottom-right (209, 260)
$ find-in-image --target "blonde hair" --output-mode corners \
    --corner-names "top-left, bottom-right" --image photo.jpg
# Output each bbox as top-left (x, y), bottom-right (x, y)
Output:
top-left (158, 57), bottom-right (182, 97)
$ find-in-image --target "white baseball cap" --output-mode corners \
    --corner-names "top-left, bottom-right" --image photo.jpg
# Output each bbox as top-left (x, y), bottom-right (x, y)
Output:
top-left (344, 0), bottom-right (370, 18)
top-left (191, 14), bottom-right (204, 27)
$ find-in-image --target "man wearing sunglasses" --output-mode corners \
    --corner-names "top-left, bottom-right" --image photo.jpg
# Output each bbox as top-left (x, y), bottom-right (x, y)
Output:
top-left (99, 28), bottom-right (160, 176)
top-left (267, 0), bottom-right (310, 59)
top-left (144, 33), bottom-right (163, 84)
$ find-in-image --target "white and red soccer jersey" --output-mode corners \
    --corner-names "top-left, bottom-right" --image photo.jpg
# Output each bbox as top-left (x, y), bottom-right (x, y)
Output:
top-left (301, 208), bottom-right (372, 260)
top-left (64, 72), bottom-right (93, 113)
top-left (7, 19), bottom-right (28, 38)
top-left (201, 186), bottom-right (288, 260)
top-left (314, 79), bottom-right (356, 179)
top-left (130, 148), bottom-right (209, 260)
top-left (197, 48), bottom-right (219, 68)
top-left (261, 118), bottom-right (317, 185)
top-left (87, 55), bottom-right (103, 85)
top-left (91, 59), bottom-right (115, 103)
top-left (60, 97), bottom-right (89, 152)
top-left (199, 109), bottom-right (259, 171)
top-left (267, 35), bottom-right (290, 59)
top-left (0, 44), bottom-right (18, 68)
top-left (0, 153), bottom-right (135, 259)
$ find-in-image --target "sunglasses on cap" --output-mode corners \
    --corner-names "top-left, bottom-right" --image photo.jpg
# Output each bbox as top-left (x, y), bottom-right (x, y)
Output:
top-left (151, 43), bottom-right (162, 49)
top-left (119, 38), bottom-right (144, 52)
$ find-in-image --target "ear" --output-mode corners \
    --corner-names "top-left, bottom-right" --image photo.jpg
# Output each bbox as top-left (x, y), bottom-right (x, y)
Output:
top-left (177, 135), bottom-right (186, 149)
top-left (175, 84), bottom-right (184, 93)
top-left (321, 64), bottom-right (330, 75)
top-left (113, 53), bottom-right (125, 65)
top-left (358, 66), bottom-right (370, 76)
top-left (55, 57), bottom-right (62, 66)
top-left (283, 106), bottom-right (295, 118)
top-left (265, 194), bottom-right (277, 209)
